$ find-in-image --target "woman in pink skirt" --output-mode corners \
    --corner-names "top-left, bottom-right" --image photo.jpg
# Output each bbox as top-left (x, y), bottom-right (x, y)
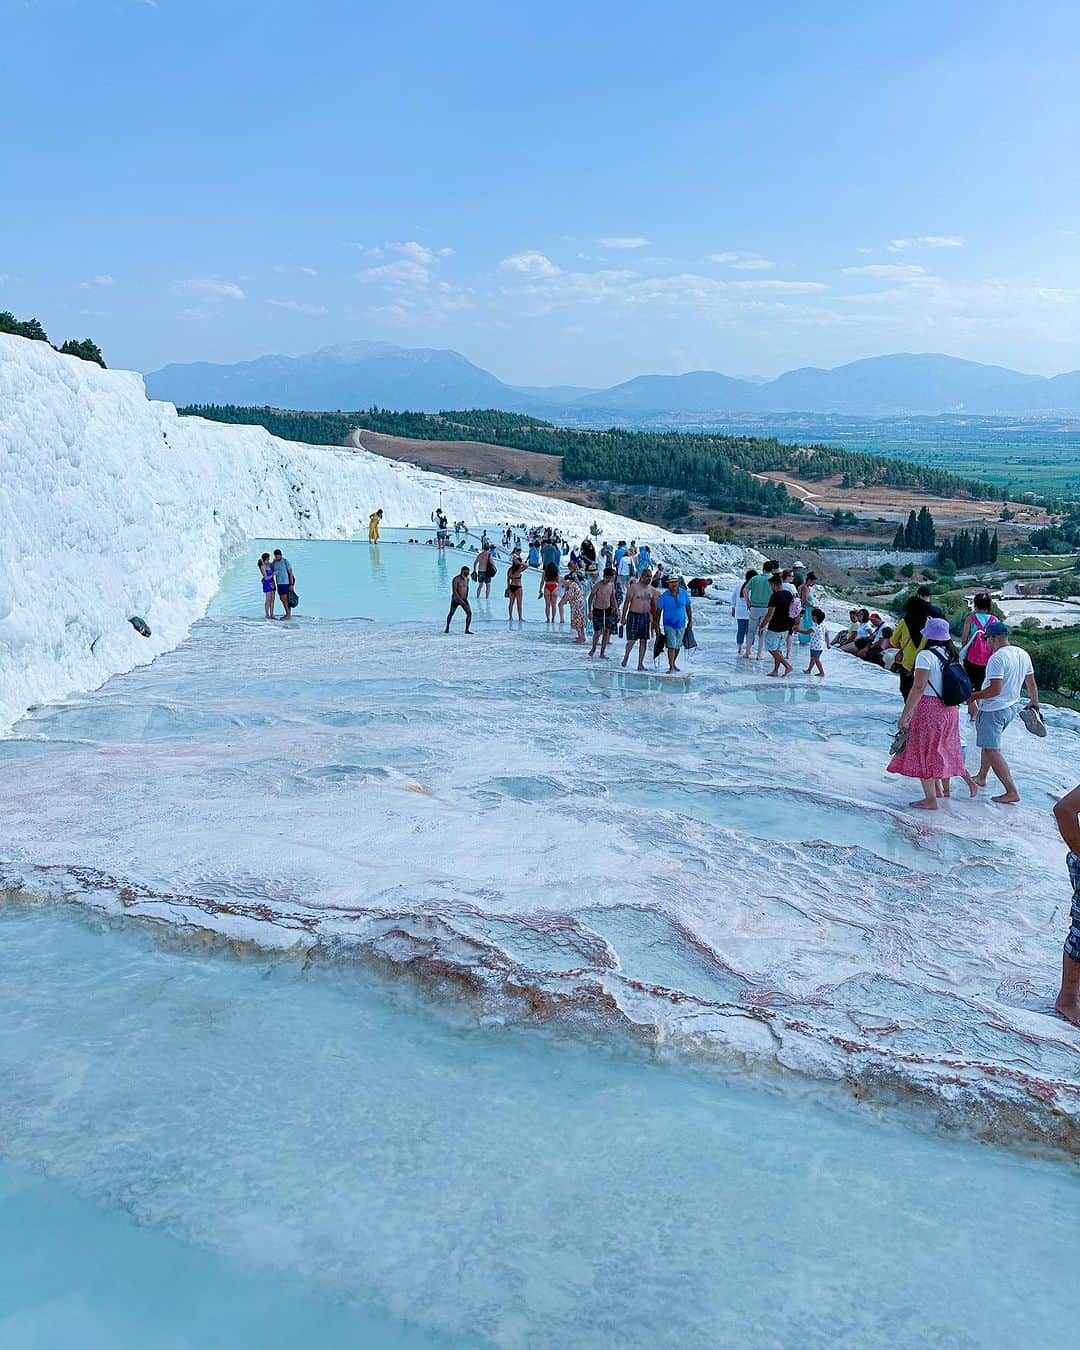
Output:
top-left (888, 617), bottom-right (979, 810)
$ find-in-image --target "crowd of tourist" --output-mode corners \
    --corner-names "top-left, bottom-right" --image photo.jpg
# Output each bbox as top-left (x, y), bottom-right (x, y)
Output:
top-left (445, 526), bottom-right (699, 670)
top-left (253, 513), bottom-right (1079, 1025)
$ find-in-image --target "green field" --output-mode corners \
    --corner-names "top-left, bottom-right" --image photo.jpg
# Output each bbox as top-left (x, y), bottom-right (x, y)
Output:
top-left (581, 412), bottom-right (1080, 500)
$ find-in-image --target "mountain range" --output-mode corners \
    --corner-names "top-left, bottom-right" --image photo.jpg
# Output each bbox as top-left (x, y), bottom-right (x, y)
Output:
top-left (145, 343), bottom-right (1080, 419)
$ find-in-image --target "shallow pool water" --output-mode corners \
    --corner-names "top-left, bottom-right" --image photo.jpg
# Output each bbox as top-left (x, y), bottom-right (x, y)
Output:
top-left (212, 536), bottom-right (522, 623)
top-left (2, 902), bottom-right (1078, 1350)
top-left (4, 536), bottom-right (1080, 1343)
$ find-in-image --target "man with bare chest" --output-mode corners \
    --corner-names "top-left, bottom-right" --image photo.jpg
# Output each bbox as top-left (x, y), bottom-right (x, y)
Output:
top-left (620, 568), bottom-right (655, 670)
top-left (445, 566), bottom-right (474, 634)
top-left (588, 568), bottom-right (618, 659)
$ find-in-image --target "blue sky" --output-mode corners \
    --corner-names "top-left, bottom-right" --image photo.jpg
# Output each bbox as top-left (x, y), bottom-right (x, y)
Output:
top-left (5, 0), bottom-right (1080, 384)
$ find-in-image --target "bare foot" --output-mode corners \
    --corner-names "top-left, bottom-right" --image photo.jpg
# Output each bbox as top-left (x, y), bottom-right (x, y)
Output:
top-left (964, 776), bottom-right (979, 797)
top-left (464, 629), bottom-right (474, 635)
top-left (972, 776), bottom-right (988, 788)
top-left (1054, 998), bottom-right (1080, 1027)
top-left (910, 799), bottom-right (939, 810)
top-left (992, 792), bottom-right (1021, 805)
top-left (599, 654), bottom-right (610, 660)
top-left (814, 671), bottom-right (824, 678)
top-left (636, 664), bottom-right (647, 672)
top-left (621, 658), bottom-right (629, 668)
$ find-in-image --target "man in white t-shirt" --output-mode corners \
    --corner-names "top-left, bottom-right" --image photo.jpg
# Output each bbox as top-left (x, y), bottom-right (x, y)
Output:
top-left (966, 622), bottom-right (1039, 805)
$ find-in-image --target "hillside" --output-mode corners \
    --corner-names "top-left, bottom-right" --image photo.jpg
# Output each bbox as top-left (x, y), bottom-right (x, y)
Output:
top-left (181, 404), bottom-right (1006, 515)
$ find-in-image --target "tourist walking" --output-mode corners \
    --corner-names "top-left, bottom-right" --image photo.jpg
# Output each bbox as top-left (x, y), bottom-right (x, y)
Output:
top-left (655, 574), bottom-right (692, 673)
top-left (506, 555), bottom-right (527, 622)
top-left (746, 561), bottom-right (777, 659)
top-left (804, 608), bottom-right (830, 677)
top-left (797, 571), bottom-right (817, 649)
top-left (434, 508), bottom-right (449, 550)
top-left (368, 508), bottom-right (383, 543)
top-left (271, 549), bottom-right (295, 620)
top-left (540, 560), bottom-right (560, 623)
top-left (887, 617), bottom-right (977, 809)
top-left (966, 622), bottom-right (1040, 805)
top-left (445, 566), bottom-right (474, 634)
top-left (731, 569), bottom-right (755, 657)
top-left (758, 575), bottom-right (794, 677)
top-left (588, 567), bottom-right (619, 659)
top-left (959, 592), bottom-right (996, 690)
top-left (565, 572), bottom-right (587, 643)
top-left (474, 544), bottom-right (496, 598)
top-left (1053, 784), bottom-right (1080, 1027)
top-left (258, 552), bottom-right (276, 619)
top-left (620, 568), bottom-right (655, 670)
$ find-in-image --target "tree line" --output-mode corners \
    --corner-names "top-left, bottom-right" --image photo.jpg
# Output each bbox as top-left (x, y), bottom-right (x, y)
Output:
top-left (938, 527), bottom-right (999, 568)
top-left (891, 507), bottom-right (937, 550)
top-left (180, 404), bottom-right (1000, 519)
top-left (0, 311), bottom-right (106, 367)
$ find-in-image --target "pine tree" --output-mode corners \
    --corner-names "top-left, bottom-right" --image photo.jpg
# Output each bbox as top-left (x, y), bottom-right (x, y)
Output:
top-left (892, 524), bottom-right (906, 550)
top-left (904, 509), bottom-right (919, 549)
top-left (990, 530), bottom-right (999, 564)
top-left (59, 338), bottom-right (106, 368)
top-left (916, 505), bottom-right (936, 548)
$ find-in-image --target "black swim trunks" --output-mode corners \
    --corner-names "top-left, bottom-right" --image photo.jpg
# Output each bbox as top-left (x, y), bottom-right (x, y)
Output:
top-left (626, 610), bottom-right (651, 642)
top-left (592, 606), bottom-right (618, 634)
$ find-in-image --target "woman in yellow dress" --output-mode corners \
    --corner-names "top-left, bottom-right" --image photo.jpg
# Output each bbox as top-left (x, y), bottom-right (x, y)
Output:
top-left (368, 508), bottom-right (383, 543)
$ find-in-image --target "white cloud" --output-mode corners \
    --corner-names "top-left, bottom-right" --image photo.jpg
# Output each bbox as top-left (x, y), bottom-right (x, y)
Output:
top-left (300, 265), bottom-right (319, 276)
top-left (843, 263), bottom-right (929, 280)
top-left (268, 299), bottom-right (328, 315)
top-left (598, 235), bottom-right (651, 249)
top-left (437, 247), bottom-right (455, 257)
top-left (498, 265), bottom-right (826, 319)
top-left (356, 258), bottom-right (431, 287)
top-left (80, 274), bottom-right (115, 288)
top-left (711, 252), bottom-right (776, 270)
top-left (887, 235), bottom-right (964, 252)
top-left (729, 278), bottom-right (825, 292)
top-left (389, 240), bottom-right (435, 265)
top-left (499, 251), bottom-right (562, 277)
top-left (176, 278), bottom-right (246, 300)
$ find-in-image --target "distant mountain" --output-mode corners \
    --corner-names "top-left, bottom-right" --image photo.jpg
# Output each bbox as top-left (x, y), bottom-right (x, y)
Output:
top-left (145, 341), bottom-right (545, 414)
top-left (574, 370), bottom-right (759, 413)
top-left (754, 353), bottom-right (1043, 416)
top-left (145, 343), bottom-right (1080, 419)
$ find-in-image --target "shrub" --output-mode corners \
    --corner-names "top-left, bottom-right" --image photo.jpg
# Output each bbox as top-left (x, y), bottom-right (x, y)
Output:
top-left (899, 563), bottom-right (915, 578)
top-left (877, 563), bottom-right (896, 580)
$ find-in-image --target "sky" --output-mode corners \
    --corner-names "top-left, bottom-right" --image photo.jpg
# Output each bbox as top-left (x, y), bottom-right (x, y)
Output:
top-left (4, 0), bottom-right (1080, 386)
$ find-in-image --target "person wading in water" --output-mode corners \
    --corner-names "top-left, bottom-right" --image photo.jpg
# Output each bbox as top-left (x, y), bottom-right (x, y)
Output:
top-left (445, 566), bottom-right (474, 634)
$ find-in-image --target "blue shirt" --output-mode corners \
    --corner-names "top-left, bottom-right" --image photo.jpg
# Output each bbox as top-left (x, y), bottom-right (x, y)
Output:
top-left (656, 590), bottom-right (689, 629)
top-left (271, 558), bottom-right (291, 584)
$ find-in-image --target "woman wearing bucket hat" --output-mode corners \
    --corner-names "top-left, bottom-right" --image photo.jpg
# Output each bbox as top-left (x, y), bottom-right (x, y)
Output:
top-left (887, 617), bottom-right (979, 810)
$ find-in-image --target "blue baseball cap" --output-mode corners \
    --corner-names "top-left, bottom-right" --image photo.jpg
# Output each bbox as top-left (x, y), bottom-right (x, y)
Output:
top-left (985, 620), bottom-right (1010, 636)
